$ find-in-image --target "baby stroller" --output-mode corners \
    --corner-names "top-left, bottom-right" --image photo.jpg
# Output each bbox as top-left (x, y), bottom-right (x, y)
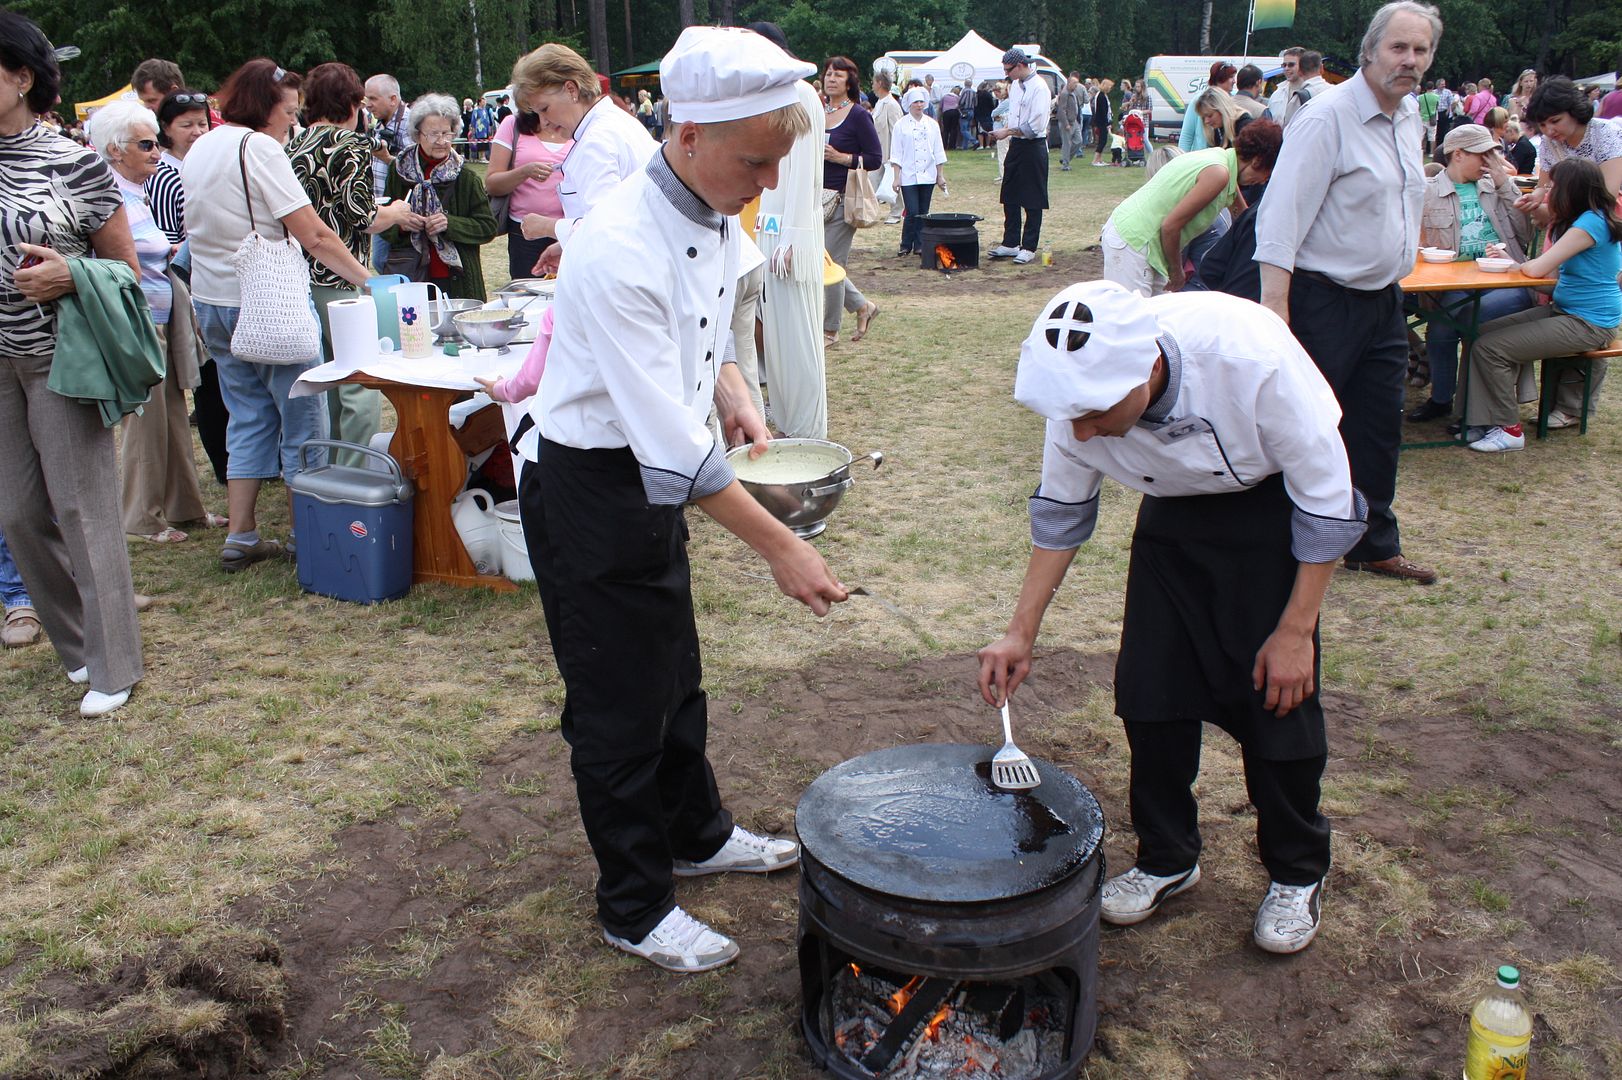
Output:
top-left (1122, 111), bottom-right (1147, 166)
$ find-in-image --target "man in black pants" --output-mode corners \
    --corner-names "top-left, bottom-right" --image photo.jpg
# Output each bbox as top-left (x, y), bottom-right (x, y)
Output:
top-left (988, 49), bottom-right (1053, 265)
top-left (979, 282), bottom-right (1367, 954)
top-left (1255, 0), bottom-right (1443, 585)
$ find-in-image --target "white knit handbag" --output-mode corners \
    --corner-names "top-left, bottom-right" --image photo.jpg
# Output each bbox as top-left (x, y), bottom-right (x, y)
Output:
top-left (228, 135), bottom-right (321, 365)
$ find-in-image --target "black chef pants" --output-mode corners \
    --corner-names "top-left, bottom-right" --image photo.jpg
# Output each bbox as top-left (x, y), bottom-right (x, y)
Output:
top-left (1000, 137), bottom-right (1048, 252)
top-left (1124, 720), bottom-right (1331, 886)
top-left (1287, 272), bottom-right (1407, 563)
top-left (519, 442), bottom-right (733, 942)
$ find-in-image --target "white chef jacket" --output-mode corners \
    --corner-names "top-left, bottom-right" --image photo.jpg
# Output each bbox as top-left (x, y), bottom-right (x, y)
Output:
top-left (1029, 293), bottom-right (1367, 563)
top-left (887, 114), bottom-right (947, 186)
top-left (526, 149), bottom-right (741, 505)
top-left (553, 95), bottom-right (659, 246)
top-left (1008, 73), bottom-right (1053, 140)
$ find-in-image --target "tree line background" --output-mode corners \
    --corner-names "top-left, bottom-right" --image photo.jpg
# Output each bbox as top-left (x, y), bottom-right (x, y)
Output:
top-left (15, 0), bottom-right (1622, 112)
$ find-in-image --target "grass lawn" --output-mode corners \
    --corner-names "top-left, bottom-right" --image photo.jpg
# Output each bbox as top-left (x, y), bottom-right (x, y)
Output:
top-left (2, 147), bottom-right (1619, 1077)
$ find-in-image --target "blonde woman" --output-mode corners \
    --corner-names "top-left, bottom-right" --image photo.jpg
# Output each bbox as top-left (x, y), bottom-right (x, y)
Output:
top-left (1193, 86), bottom-right (1253, 148)
top-left (1091, 78), bottom-right (1115, 165)
top-left (1506, 69), bottom-right (1537, 121)
top-left (511, 42), bottom-right (656, 274)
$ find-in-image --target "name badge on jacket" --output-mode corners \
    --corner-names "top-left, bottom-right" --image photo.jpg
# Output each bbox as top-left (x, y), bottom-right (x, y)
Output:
top-left (1150, 417), bottom-right (1214, 445)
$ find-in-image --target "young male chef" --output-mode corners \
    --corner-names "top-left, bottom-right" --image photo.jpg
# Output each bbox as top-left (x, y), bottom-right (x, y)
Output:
top-left (977, 282), bottom-right (1368, 955)
top-left (516, 27), bottom-right (847, 974)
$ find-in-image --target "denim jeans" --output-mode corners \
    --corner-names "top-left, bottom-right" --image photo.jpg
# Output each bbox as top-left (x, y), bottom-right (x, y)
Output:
top-left (193, 302), bottom-right (330, 480)
top-left (900, 184), bottom-right (935, 254)
top-left (371, 233), bottom-right (391, 274)
top-left (1423, 287), bottom-right (1535, 404)
top-left (0, 526), bottom-right (30, 609)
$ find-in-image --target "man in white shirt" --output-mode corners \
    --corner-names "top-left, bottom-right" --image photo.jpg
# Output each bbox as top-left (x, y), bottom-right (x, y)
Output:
top-left (1282, 50), bottom-right (1331, 128)
top-left (1266, 47), bottom-right (1305, 119)
top-left (980, 283), bottom-right (1366, 955)
top-left (871, 72), bottom-right (905, 224)
top-left (988, 49), bottom-right (1054, 264)
top-left (517, 26), bottom-right (846, 975)
top-left (363, 74), bottom-right (408, 270)
top-left (1255, 1), bottom-right (1442, 585)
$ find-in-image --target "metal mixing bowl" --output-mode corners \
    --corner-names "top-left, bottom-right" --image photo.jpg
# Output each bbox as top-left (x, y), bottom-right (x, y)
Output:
top-left (428, 298), bottom-right (484, 343)
top-left (453, 309), bottom-right (528, 353)
top-left (726, 438), bottom-right (883, 539)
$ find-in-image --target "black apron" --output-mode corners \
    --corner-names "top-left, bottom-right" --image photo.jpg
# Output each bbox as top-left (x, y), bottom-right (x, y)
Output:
top-left (1114, 473), bottom-right (1326, 761)
top-left (1001, 137), bottom-right (1050, 210)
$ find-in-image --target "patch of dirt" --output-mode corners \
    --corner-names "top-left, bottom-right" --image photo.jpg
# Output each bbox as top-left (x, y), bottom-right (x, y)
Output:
top-left (21, 650), bottom-right (1619, 1076)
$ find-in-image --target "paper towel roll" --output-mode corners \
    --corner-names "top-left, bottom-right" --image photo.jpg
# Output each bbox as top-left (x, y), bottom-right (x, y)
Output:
top-left (328, 296), bottom-right (379, 371)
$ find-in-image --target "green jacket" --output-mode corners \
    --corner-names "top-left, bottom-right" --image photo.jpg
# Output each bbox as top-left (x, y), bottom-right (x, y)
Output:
top-left (48, 258), bottom-right (165, 427)
top-left (381, 160), bottom-right (498, 301)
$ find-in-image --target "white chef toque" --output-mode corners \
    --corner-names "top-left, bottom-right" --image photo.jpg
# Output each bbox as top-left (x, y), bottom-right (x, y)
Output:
top-left (661, 26), bottom-right (818, 125)
top-left (903, 88), bottom-right (929, 109)
top-left (1014, 281), bottom-right (1163, 420)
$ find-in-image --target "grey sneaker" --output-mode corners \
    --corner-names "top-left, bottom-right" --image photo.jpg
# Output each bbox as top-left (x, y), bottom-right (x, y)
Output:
top-left (987, 244), bottom-right (1021, 258)
top-left (1101, 864), bottom-right (1201, 925)
top-left (1252, 879), bottom-right (1323, 954)
top-left (604, 906), bottom-right (739, 973)
top-left (673, 825), bottom-right (799, 877)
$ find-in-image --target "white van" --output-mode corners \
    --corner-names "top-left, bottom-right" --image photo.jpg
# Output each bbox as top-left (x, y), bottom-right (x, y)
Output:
top-left (1141, 55), bottom-right (1283, 138)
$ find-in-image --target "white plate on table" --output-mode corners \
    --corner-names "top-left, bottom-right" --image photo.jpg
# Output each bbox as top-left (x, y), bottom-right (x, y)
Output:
top-left (1420, 247), bottom-right (1456, 263)
top-left (1475, 256), bottom-right (1514, 273)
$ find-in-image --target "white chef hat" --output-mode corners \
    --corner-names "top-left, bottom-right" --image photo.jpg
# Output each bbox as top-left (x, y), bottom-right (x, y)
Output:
top-left (903, 88), bottom-right (928, 109)
top-left (1014, 281), bottom-right (1163, 420)
top-left (661, 26), bottom-right (817, 125)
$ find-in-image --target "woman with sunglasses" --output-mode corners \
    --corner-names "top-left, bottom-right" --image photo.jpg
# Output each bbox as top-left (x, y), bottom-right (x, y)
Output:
top-left (88, 100), bottom-right (219, 547)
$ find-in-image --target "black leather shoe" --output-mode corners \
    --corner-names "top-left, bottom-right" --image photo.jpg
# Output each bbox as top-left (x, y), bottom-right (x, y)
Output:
top-left (1406, 398), bottom-right (1452, 422)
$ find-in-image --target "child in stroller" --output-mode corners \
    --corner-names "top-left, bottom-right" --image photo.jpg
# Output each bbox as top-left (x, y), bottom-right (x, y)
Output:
top-left (1122, 110), bottom-right (1147, 166)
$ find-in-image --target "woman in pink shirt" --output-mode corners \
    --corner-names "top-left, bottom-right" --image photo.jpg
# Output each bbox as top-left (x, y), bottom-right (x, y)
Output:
top-left (483, 109), bottom-right (571, 278)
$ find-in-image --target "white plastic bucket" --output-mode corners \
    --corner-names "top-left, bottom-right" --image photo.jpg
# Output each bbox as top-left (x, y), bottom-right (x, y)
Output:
top-left (451, 488), bottom-right (502, 576)
top-left (494, 499), bottom-right (533, 582)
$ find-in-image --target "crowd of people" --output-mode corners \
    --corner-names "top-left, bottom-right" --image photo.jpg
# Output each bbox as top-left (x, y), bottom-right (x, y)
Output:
top-left (3, 0), bottom-right (1620, 988)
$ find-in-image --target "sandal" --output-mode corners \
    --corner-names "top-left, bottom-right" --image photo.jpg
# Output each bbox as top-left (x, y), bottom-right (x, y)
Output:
top-left (824, 332), bottom-right (839, 348)
top-left (220, 538), bottom-right (284, 574)
top-left (136, 527), bottom-right (189, 544)
top-left (851, 301), bottom-right (880, 342)
top-left (3, 607), bottom-right (43, 649)
top-left (203, 512), bottom-right (229, 529)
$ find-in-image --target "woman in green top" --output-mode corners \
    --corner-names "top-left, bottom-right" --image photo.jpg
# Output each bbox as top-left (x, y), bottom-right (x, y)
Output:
top-left (1101, 119), bottom-right (1281, 294)
top-left (381, 93), bottom-right (498, 300)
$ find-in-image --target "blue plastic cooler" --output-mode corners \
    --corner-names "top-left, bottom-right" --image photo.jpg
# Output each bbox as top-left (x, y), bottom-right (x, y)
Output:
top-left (288, 440), bottom-right (414, 603)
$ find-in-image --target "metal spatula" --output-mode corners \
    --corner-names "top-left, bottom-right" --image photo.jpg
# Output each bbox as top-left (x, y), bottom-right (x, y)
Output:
top-left (992, 699), bottom-right (1041, 791)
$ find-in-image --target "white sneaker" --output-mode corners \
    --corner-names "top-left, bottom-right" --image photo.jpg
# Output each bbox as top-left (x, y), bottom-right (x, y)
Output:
top-left (1544, 409), bottom-right (1577, 429)
top-left (603, 906), bottom-right (739, 973)
top-left (1252, 879), bottom-right (1323, 954)
top-left (80, 688), bottom-right (130, 718)
top-left (987, 245), bottom-right (1021, 259)
top-left (67, 666), bottom-right (89, 685)
top-left (1101, 864), bottom-right (1201, 925)
top-left (884, 215), bottom-right (902, 225)
top-left (673, 825), bottom-right (799, 876)
top-left (1013, 249), bottom-right (1037, 265)
top-left (1468, 426), bottom-right (1525, 453)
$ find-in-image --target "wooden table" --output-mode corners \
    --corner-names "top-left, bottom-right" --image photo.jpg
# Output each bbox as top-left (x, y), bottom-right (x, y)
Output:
top-left (1399, 258), bottom-right (1556, 449)
top-left (342, 372), bottom-right (517, 592)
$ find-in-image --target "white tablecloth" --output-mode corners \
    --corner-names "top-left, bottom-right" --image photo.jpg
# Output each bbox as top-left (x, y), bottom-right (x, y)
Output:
top-left (291, 347), bottom-right (526, 398)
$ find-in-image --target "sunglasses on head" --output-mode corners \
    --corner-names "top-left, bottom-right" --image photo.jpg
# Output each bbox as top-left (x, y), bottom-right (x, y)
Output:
top-left (169, 93), bottom-right (208, 106)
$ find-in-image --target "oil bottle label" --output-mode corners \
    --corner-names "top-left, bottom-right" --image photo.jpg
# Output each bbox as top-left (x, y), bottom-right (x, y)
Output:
top-left (1463, 1017), bottom-right (1529, 1080)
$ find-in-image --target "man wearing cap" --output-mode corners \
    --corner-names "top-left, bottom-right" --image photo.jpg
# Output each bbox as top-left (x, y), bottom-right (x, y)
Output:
top-left (1255, 1), bottom-right (1442, 585)
top-left (519, 26), bottom-right (847, 974)
top-left (979, 284), bottom-right (1367, 954)
top-left (988, 49), bottom-right (1053, 265)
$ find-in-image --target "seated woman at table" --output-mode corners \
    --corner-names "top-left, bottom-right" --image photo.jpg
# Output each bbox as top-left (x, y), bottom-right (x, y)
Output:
top-left (1463, 158), bottom-right (1621, 450)
top-left (1100, 119), bottom-right (1280, 295)
top-left (1406, 124), bottom-right (1535, 424)
top-left (380, 93), bottom-right (498, 301)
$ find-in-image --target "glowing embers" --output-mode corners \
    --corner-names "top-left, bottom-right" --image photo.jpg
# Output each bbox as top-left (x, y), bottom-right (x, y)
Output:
top-left (826, 962), bottom-right (1069, 1078)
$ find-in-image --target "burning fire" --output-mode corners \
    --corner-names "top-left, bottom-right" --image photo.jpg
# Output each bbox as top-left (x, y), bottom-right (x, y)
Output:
top-left (935, 244), bottom-right (958, 270)
top-left (924, 1003), bottom-right (951, 1040)
top-left (888, 975), bottom-right (923, 1015)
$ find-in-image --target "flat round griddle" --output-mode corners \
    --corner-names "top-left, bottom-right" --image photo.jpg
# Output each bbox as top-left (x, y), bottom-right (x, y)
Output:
top-left (796, 743), bottom-right (1104, 904)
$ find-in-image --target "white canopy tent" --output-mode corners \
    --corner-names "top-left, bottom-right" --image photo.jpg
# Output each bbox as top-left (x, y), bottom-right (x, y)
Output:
top-left (1574, 72), bottom-right (1617, 90)
top-left (907, 30), bottom-right (1008, 90)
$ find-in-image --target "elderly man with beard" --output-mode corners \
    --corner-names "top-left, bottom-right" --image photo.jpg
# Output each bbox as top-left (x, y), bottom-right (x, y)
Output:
top-left (1255, 1), bottom-right (1442, 586)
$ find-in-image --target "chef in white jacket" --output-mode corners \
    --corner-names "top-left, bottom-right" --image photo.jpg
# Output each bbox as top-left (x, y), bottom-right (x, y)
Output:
top-left (516, 26), bottom-right (847, 975)
top-left (511, 44), bottom-right (658, 272)
top-left (979, 283), bottom-right (1368, 957)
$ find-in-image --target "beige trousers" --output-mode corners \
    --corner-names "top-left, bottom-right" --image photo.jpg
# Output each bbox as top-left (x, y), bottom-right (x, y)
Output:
top-left (120, 325), bottom-right (208, 536)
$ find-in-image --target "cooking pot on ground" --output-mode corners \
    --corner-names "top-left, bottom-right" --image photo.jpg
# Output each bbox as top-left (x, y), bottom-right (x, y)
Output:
top-left (726, 438), bottom-right (883, 539)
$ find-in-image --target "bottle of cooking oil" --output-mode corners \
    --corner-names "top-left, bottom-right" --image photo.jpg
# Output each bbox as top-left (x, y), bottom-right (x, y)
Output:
top-left (1463, 965), bottom-right (1531, 1080)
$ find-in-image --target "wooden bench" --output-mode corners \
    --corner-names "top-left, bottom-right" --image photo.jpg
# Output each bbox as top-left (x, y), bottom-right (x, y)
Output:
top-left (1536, 340), bottom-right (1621, 439)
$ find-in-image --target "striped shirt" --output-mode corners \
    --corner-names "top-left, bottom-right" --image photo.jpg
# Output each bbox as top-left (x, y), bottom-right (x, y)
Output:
top-left (145, 158), bottom-right (186, 244)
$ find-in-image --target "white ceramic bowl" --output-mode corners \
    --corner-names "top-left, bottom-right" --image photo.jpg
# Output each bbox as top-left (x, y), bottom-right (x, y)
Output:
top-left (1475, 256), bottom-right (1514, 273)
top-left (1420, 248), bottom-right (1456, 263)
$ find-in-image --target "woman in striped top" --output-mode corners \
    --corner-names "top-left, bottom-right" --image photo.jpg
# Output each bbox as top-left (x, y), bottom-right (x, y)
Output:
top-left (145, 88), bottom-right (211, 244)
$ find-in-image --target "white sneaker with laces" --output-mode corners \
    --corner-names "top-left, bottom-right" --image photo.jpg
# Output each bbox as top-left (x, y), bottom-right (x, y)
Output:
top-left (80, 688), bottom-right (130, 718)
top-left (1544, 409), bottom-right (1577, 429)
top-left (1469, 426), bottom-right (1525, 453)
top-left (1013, 249), bottom-right (1037, 264)
top-left (673, 825), bottom-right (799, 877)
top-left (68, 666), bottom-right (89, 685)
top-left (987, 245), bottom-right (1021, 258)
top-left (1253, 879), bottom-right (1323, 954)
top-left (1100, 864), bottom-right (1201, 925)
top-left (603, 906), bottom-right (739, 973)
